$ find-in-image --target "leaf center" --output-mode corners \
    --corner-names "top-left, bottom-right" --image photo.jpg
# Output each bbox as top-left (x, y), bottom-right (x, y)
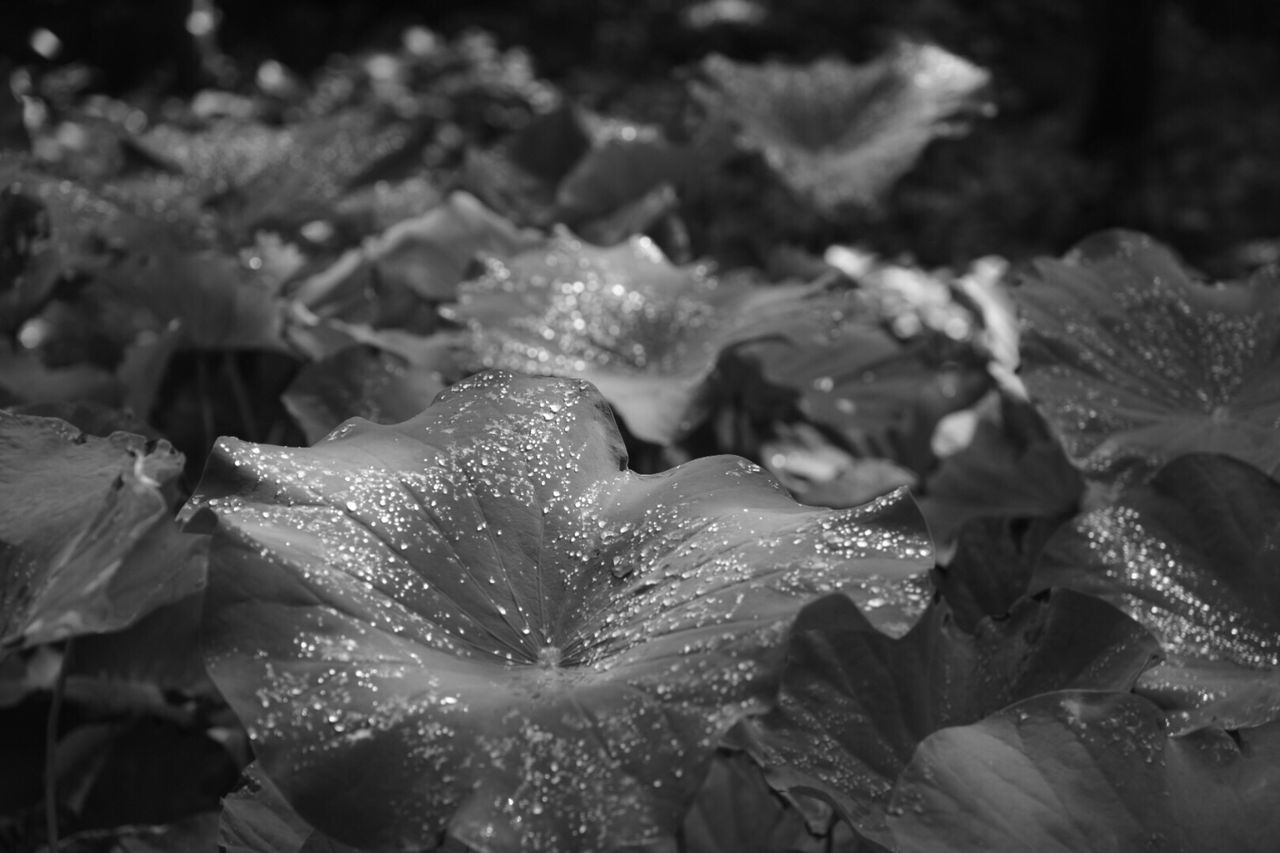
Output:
top-left (537, 645), bottom-right (564, 668)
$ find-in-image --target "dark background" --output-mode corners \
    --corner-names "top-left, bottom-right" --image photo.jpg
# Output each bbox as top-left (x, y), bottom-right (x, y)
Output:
top-left (3, 0), bottom-right (1279, 272)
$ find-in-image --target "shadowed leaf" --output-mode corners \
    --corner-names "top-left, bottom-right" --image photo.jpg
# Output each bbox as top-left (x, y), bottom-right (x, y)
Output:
top-left (731, 590), bottom-right (1157, 845)
top-left (886, 691), bottom-right (1280, 853)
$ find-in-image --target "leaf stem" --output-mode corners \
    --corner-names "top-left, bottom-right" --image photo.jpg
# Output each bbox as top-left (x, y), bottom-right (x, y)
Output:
top-left (44, 638), bottom-right (73, 852)
top-left (222, 351), bottom-right (260, 441)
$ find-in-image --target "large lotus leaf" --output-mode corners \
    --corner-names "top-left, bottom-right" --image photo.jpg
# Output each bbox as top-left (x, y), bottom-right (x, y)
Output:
top-left (886, 691), bottom-right (1280, 853)
top-left (193, 370), bottom-right (932, 852)
top-left (731, 589), bottom-right (1157, 844)
top-left (1035, 453), bottom-right (1280, 728)
top-left (0, 412), bottom-right (201, 647)
top-left (695, 43), bottom-right (989, 210)
top-left (443, 232), bottom-right (806, 445)
top-left (1137, 655), bottom-right (1280, 735)
top-left (282, 345), bottom-right (446, 444)
top-left (1014, 230), bottom-right (1280, 480)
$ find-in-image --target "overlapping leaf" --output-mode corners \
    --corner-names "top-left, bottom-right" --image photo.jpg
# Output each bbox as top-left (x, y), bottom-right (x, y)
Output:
top-left (1035, 453), bottom-right (1280, 729)
top-left (730, 590), bottom-right (1157, 845)
top-left (695, 43), bottom-right (990, 210)
top-left (193, 370), bottom-right (933, 852)
top-left (1014, 230), bottom-right (1280, 480)
top-left (886, 692), bottom-right (1280, 853)
top-left (444, 232), bottom-right (805, 444)
top-left (0, 412), bottom-right (203, 648)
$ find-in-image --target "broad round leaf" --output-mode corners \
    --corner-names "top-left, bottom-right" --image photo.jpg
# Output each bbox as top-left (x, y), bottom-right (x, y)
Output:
top-left (1014, 230), bottom-right (1280, 480)
top-left (444, 233), bottom-right (804, 445)
top-left (194, 370), bottom-right (933, 852)
top-left (0, 412), bottom-right (199, 647)
top-left (886, 691), bottom-right (1280, 853)
top-left (731, 590), bottom-right (1157, 844)
top-left (1035, 453), bottom-right (1279, 667)
top-left (695, 43), bottom-right (989, 210)
top-left (1035, 453), bottom-right (1280, 727)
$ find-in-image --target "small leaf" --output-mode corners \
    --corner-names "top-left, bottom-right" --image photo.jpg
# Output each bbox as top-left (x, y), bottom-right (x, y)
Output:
top-left (1014, 230), bottom-right (1280, 480)
top-left (194, 370), bottom-right (932, 852)
top-left (695, 43), bottom-right (989, 210)
top-left (886, 691), bottom-right (1280, 853)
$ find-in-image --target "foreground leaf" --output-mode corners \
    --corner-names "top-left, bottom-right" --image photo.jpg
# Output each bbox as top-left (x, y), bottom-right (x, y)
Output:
top-left (886, 692), bottom-right (1280, 853)
top-left (1014, 230), bottom-right (1280, 480)
top-left (731, 590), bottom-right (1157, 844)
top-left (193, 370), bottom-right (932, 852)
top-left (0, 413), bottom-right (200, 647)
top-left (695, 43), bottom-right (989, 210)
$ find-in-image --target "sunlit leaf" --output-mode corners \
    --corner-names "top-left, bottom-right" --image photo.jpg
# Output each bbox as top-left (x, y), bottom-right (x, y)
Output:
top-left (1035, 453), bottom-right (1280, 726)
top-left (886, 691), bottom-right (1280, 853)
top-left (695, 43), bottom-right (989, 210)
top-left (0, 412), bottom-right (202, 648)
top-left (1014, 230), bottom-right (1280, 480)
top-left (731, 590), bottom-right (1157, 845)
top-left (444, 232), bottom-right (806, 445)
top-left (193, 370), bottom-right (933, 852)
top-left (282, 345), bottom-right (446, 444)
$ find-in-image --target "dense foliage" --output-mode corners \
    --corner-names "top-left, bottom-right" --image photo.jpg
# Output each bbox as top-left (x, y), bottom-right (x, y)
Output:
top-left (2, 3), bottom-right (1279, 851)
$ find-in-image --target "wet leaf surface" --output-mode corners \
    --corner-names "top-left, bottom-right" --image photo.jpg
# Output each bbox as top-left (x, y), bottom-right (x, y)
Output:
top-left (0, 412), bottom-right (201, 647)
top-left (886, 691), bottom-right (1280, 853)
top-left (1036, 453), bottom-right (1280, 726)
top-left (730, 590), bottom-right (1157, 845)
top-left (444, 233), bottom-right (804, 444)
top-left (193, 370), bottom-right (932, 852)
top-left (695, 43), bottom-right (989, 210)
top-left (1014, 230), bottom-right (1280, 480)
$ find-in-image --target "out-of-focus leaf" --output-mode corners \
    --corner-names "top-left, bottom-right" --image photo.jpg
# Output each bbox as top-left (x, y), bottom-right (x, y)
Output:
top-left (444, 232), bottom-right (807, 445)
top-left (464, 106), bottom-right (729, 237)
top-left (731, 590), bottom-right (1157, 845)
top-left (1035, 453), bottom-right (1280, 725)
top-left (728, 282), bottom-right (990, 463)
top-left (193, 370), bottom-right (933, 853)
top-left (760, 421), bottom-right (917, 508)
top-left (885, 691), bottom-right (1280, 853)
top-left (282, 345), bottom-right (446, 444)
top-left (0, 412), bottom-right (200, 647)
top-left (695, 43), bottom-right (990, 210)
top-left (1014, 230), bottom-right (1280, 480)
top-left (290, 192), bottom-right (541, 306)
top-left (0, 185), bottom-right (58, 334)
